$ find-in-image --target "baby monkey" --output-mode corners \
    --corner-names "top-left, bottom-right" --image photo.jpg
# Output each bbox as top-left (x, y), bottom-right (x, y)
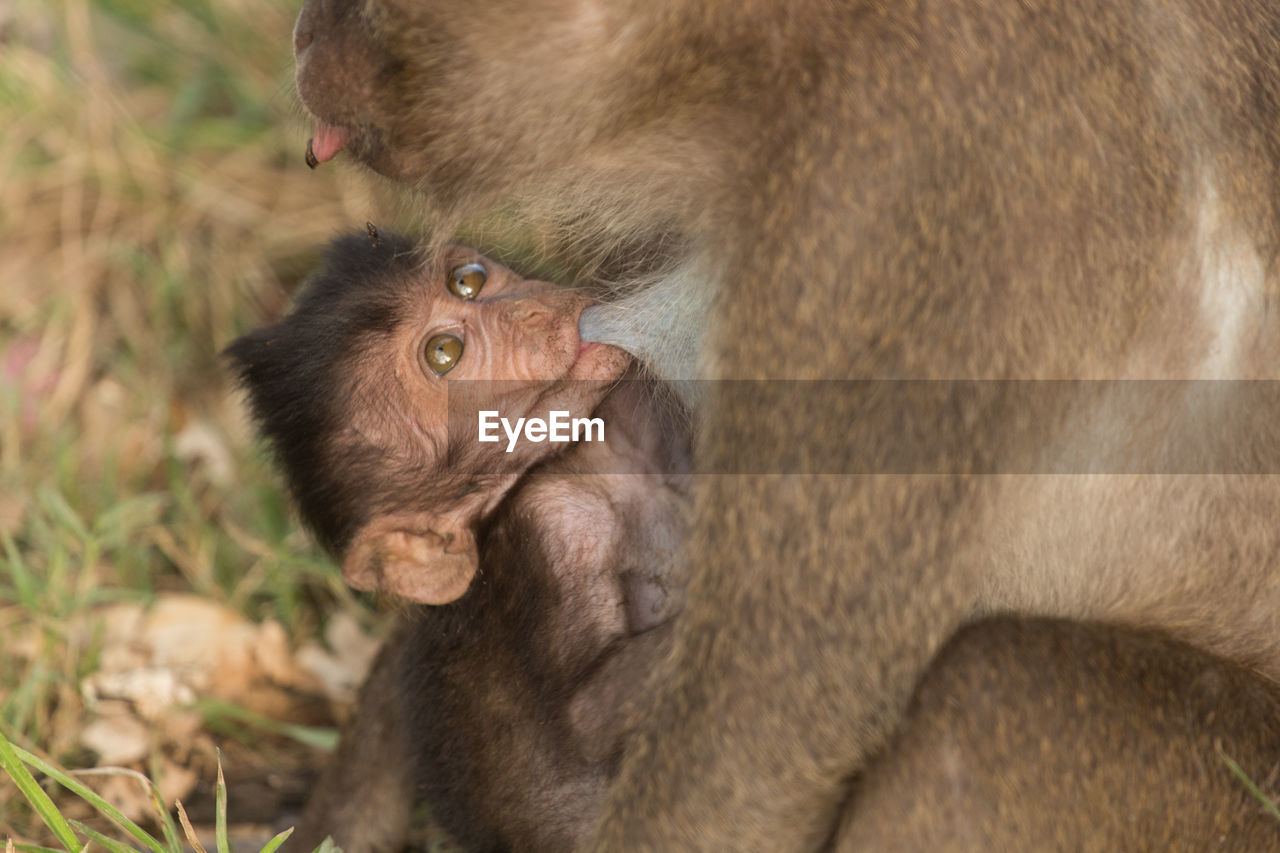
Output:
top-left (227, 230), bottom-right (689, 850)
top-left (226, 230), bottom-right (671, 605)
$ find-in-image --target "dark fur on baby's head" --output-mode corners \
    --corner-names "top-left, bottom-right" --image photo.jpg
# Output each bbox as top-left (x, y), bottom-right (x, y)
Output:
top-left (226, 229), bottom-right (427, 555)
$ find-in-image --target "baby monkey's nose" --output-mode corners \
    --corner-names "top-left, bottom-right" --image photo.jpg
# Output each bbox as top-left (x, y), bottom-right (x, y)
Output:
top-left (505, 296), bottom-right (557, 324)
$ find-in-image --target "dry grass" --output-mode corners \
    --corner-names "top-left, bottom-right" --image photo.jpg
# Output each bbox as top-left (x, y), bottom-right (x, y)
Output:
top-left (0, 0), bottom-right (393, 842)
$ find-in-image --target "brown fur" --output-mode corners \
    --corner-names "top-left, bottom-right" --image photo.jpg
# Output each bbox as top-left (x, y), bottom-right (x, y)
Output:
top-left (842, 618), bottom-right (1280, 852)
top-left (285, 395), bottom-right (687, 851)
top-left (294, 615), bottom-right (1280, 853)
top-left (291, 1), bottom-right (1280, 847)
top-left (290, 639), bottom-right (415, 853)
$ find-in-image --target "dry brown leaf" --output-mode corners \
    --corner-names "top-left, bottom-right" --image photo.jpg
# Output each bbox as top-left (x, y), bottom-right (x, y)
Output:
top-left (83, 667), bottom-right (197, 719)
top-left (90, 774), bottom-right (154, 824)
top-left (81, 593), bottom-right (338, 765)
top-left (176, 800), bottom-right (207, 853)
top-left (79, 707), bottom-right (151, 764)
top-left (295, 611), bottom-right (380, 706)
top-left (143, 595), bottom-right (256, 683)
top-left (248, 620), bottom-right (300, 686)
top-left (157, 757), bottom-right (199, 807)
top-left (173, 418), bottom-right (234, 486)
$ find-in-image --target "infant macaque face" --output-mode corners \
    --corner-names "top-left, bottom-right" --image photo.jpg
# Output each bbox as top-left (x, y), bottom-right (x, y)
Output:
top-left (340, 245), bottom-right (632, 604)
top-left (404, 246), bottom-right (627, 384)
top-left (230, 233), bottom-right (634, 606)
top-left (350, 245), bottom-right (632, 477)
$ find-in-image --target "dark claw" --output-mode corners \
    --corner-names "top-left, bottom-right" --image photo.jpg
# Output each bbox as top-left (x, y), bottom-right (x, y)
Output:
top-left (305, 138), bottom-right (319, 169)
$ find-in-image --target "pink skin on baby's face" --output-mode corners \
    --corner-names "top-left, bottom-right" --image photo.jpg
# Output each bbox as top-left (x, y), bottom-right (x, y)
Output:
top-left (339, 246), bottom-right (634, 604)
top-left (352, 245), bottom-right (630, 474)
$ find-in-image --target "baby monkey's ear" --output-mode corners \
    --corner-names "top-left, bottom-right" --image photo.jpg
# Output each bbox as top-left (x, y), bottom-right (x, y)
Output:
top-left (343, 511), bottom-right (479, 604)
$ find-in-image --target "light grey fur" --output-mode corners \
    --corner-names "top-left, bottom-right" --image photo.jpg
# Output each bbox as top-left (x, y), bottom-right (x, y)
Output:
top-left (578, 253), bottom-right (717, 401)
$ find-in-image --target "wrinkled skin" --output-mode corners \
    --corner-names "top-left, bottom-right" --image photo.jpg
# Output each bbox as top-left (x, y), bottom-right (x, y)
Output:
top-left (228, 233), bottom-right (632, 604)
top-left (336, 242), bottom-right (632, 484)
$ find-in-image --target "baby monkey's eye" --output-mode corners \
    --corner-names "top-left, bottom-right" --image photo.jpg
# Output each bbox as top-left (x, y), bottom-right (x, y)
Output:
top-left (448, 263), bottom-right (486, 299)
top-left (423, 333), bottom-right (463, 375)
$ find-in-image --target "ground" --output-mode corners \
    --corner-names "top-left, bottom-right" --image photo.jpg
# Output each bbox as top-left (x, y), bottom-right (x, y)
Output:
top-left (0, 0), bottom-right (415, 847)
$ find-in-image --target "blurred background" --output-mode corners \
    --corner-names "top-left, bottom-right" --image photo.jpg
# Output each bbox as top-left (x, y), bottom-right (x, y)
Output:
top-left (0, 0), bottom-right (404, 843)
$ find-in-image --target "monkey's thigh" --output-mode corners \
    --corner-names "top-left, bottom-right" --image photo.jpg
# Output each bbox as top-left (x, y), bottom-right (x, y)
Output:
top-left (836, 617), bottom-right (1280, 852)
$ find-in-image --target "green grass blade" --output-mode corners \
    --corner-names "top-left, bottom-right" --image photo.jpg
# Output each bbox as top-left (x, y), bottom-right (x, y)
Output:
top-left (13, 751), bottom-right (170, 853)
top-left (196, 699), bottom-right (339, 751)
top-left (70, 821), bottom-right (141, 853)
top-left (147, 753), bottom-right (185, 853)
top-left (12, 844), bottom-right (68, 853)
top-left (37, 487), bottom-right (90, 544)
top-left (2, 532), bottom-right (37, 608)
top-left (214, 754), bottom-right (230, 853)
top-left (0, 730), bottom-right (83, 853)
top-left (257, 826), bottom-right (293, 853)
top-left (1221, 750), bottom-right (1280, 822)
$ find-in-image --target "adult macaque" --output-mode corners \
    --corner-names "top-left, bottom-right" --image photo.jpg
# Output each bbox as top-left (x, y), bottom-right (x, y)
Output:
top-left (229, 236), bottom-right (1280, 853)
top-left (291, 3), bottom-right (1280, 847)
top-left (227, 231), bottom-right (688, 850)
